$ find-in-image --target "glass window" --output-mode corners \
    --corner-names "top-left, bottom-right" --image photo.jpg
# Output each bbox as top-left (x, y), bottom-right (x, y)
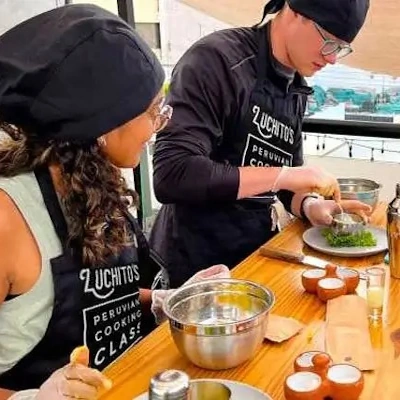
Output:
top-left (136, 22), bottom-right (161, 49)
top-left (307, 67), bottom-right (400, 125)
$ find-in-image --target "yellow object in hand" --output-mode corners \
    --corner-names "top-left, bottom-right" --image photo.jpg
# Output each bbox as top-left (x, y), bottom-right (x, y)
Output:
top-left (69, 346), bottom-right (113, 390)
top-left (70, 345), bottom-right (90, 365)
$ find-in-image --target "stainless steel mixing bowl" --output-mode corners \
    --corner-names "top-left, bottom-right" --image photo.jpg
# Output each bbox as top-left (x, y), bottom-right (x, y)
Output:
top-left (163, 279), bottom-right (275, 370)
top-left (338, 178), bottom-right (381, 210)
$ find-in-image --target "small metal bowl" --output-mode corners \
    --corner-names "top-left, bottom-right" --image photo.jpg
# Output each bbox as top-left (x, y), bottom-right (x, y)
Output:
top-left (338, 178), bottom-right (381, 210)
top-left (331, 213), bottom-right (366, 236)
top-left (163, 279), bottom-right (275, 370)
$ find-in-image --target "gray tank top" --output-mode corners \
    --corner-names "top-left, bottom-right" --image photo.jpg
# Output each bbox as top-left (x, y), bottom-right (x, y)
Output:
top-left (0, 172), bottom-right (63, 375)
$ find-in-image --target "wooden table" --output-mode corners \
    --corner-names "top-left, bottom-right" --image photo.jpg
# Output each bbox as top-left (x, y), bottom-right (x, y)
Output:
top-left (101, 202), bottom-right (400, 400)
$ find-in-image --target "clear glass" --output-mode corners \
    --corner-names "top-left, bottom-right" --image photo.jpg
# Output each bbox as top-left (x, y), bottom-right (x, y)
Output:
top-left (366, 267), bottom-right (386, 320)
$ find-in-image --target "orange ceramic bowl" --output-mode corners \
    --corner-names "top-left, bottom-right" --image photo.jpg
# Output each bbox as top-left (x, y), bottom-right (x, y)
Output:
top-left (294, 351), bottom-right (323, 373)
top-left (337, 268), bottom-right (360, 294)
top-left (317, 278), bottom-right (347, 302)
top-left (284, 371), bottom-right (324, 400)
top-left (301, 269), bottom-right (326, 294)
top-left (327, 364), bottom-right (364, 400)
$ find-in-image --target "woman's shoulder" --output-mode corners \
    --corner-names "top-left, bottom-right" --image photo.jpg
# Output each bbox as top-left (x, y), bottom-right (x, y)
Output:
top-left (0, 189), bottom-right (20, 302)
top-left (0, 174), bottom-right (39, 251)
top-left (0, 172), bottom-right (44, 246)
top-left (0, 188), bottom-right (20, 234)
top-left (0, 172), bottom-right (42, 220)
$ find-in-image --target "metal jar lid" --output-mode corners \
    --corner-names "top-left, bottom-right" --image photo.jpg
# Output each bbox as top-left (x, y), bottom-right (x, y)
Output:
top-left (149, 370), bottom-right (190, 399)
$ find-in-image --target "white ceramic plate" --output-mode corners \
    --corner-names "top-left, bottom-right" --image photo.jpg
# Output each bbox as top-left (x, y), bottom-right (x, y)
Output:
top-left (303, 226), bottom-right (388, 257)
top-left (134, 379), bottom-right (272, 399)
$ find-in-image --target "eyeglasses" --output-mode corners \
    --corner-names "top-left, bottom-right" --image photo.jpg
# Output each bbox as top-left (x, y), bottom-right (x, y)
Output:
top-left (154, 104), bottom-right (173, 133)
top-left (314, 23), bottom-right (353, 59)
top-left (149, 99), bottom-right (173, 133)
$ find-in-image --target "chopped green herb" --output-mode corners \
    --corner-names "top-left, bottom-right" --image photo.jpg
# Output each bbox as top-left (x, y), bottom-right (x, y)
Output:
top-left (322, 228), bottom-right (377, 248)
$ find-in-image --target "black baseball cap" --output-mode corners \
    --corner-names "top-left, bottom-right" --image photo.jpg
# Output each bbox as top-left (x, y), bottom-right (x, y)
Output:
top-left (0, 4), bottom-right (165, 143)
top-left (262, 0), bottom-right (370, 43)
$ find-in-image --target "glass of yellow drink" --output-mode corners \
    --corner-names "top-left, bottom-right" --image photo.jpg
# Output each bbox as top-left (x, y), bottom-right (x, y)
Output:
top-left (366, 267), bottom-right (386, 320)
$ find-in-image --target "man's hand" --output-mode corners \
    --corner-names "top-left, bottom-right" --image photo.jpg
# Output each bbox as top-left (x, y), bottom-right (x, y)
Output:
top-left (274, 165), bottom-right (341, 201)
top-left (303, 198), bottom-right (372, 226)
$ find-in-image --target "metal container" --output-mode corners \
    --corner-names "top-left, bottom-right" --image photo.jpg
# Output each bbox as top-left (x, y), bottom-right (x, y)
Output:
top-left (331, 213), bottom-right (366, 236)
top-left (387, 183), bottom-right (400, 279)
top-left (190, 381), bottom-right (231, 400)
top-left (338, 178), bottom-right (381, 210)
top-left (149, 370), bottom-right (190, 399)
top-left (163, 279), bottom-right (275, 370)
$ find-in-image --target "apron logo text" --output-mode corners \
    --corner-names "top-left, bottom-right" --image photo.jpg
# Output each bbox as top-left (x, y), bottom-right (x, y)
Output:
top-left (242, 134), bottom-right (293, 167)
top-left (252, 105), bottom-right (294, 144)
top-left (83, 292), bottom-right (142, 370)
top-left (80, 264), bottom-right (140, 300)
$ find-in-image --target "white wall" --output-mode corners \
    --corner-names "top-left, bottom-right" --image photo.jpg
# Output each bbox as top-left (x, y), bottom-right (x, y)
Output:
top-left (0, 0), bottom-right (62, 35)
top-left (159, 0), bottom-right (231, 73)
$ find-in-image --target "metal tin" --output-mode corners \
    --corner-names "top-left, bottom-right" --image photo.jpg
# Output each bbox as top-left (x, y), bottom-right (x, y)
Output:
top-left (387, 184), bottom-right (400, 279)
top-left (149, 370), bottom-right (190, 399)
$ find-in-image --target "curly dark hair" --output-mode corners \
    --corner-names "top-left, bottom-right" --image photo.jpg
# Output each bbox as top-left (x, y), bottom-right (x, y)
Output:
top-left (0, 121), bottom-right (138, 267)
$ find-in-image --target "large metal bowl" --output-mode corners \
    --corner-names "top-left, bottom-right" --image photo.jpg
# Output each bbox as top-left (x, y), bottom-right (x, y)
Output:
top-left (163, 279), bottom-right (275, 370)
top-left (338, 178), bottom-right (381, 210)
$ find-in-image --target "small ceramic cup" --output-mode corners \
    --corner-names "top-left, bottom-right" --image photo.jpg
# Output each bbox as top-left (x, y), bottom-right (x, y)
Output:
top-left (294, 351), bottom-right (332, 374)
top-left (301, 270), bottom-right (326, 294)
top-left (327, 364), bottom-right (364, 400)
top-left (337, 268), bottom-right (360, 294)
top-left (317, 278), bottom-right (347, 302)
top-left (284, 371), bottom-right (324, 400)
top-left (294, 351), bottom-right (323, 373)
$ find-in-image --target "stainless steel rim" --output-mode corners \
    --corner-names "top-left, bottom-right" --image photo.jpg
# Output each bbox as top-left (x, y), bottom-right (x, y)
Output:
top-left (338, 178), bottom-right (382, 193)
top-left (163, 278), bottom-right (275, 329)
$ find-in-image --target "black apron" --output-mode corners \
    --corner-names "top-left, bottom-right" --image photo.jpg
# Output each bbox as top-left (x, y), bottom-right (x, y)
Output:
top-left (151, 23), bottom-right (311, 288)
top-left (0, 167), bottom-right (158, 391)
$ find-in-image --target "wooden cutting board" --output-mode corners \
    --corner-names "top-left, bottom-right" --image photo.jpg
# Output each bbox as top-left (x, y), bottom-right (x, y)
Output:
top-left (325, 295), bottom-right (376, 371)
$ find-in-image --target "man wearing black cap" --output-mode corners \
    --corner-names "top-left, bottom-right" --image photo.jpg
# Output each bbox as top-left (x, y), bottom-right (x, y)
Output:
top-left (150, 0), bottom-right (371, 287)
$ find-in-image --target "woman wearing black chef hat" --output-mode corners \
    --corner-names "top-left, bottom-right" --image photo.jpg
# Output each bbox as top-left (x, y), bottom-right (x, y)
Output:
top-left (0, 4), bottom-right (230, 400)
top-left (150, 0), bottom-right (372, 287)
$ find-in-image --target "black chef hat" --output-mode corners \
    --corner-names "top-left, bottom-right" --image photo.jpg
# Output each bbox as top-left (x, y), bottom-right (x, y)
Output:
top-left (0, 4), bottom-right (165, 143)
top-left (262, 0), bottom-right (370, 43)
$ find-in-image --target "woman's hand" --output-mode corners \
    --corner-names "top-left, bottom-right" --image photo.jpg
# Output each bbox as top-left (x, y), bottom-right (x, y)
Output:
top-left (151, 264), bottom-right (231, 324)
top-left (35, 346), bottom-right (112, 400)
top-left (183, 264), bottom-right (230, 285)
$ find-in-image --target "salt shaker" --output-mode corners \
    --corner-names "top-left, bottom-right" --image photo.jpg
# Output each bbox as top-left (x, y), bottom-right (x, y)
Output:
top-left (149, 370), bottom-right (190, 399)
